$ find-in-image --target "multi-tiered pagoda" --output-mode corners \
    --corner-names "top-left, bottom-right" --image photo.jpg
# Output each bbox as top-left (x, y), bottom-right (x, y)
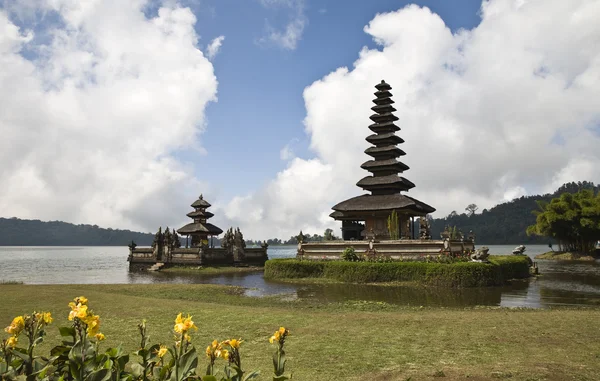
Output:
top-left (330, 80), bottom-right (435, 240)
top-left (177, 194), bottom-right (223, 247)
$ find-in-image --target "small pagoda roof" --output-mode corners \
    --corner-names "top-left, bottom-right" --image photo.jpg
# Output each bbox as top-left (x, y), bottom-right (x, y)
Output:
top-left (371, 104), bottom-right (396, 113)
top-left (331, 194), bottom-right (436, 215)
top-left (356, 174), bottom-right (415, 191)
top-left (191, 194), bottom-right (211, 208)
top-left (177, 222), bottom-right (223, 235)
top-left (370, 113), bottom-right (399, 123)
top-left (361, 159), bottom-right (410, 172)
top-left (186, 210), bottom-right (215, 219)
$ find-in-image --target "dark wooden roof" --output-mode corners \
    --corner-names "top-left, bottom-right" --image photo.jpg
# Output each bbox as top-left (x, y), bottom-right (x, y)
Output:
top-left (186, 210), bottom-right (214, 219)
top-left (356, 174), bottom-right (415, 191)
top-left (369, 112), bottom-right (399, 123)
top-left (331, 193), bottom-right (435, 215)
top-left (364, 145), bottom-right (405, 158)
top-left (375, 80), bottom-right (392, 91)
top-left (366, 132), bottom-right (404, 146)
top-left (361, 159), bottom-right (410, 173)
top-left (368, 122), bottom-right (401, 134)
top-left (191, 194), bottom-right (211, 208)
top-left (371, 104), bottom-right (396, 113)
top-left (177, 222), bottom-right (223, 235)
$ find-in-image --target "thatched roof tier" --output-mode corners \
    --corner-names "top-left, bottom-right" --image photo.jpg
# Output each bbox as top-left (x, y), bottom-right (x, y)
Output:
top-left (191, 195), bottom-right (211, 208)
top-left (331, 194), bottom-right (435, 215)
top-left (372, 97), bottom-right (394, 106)
top-left (186, 210), bottom-right (214, 219)
top-left (371, 104), bottom-right (396, 113)
top-left (177, 222), bottom-right (223, 235)
top-left (364, 145), bottom-right (405, 159)
top-left (369, 113), bottom-right (399, 123)
top-left (366, 132), bottom-right (404, 146)
top-left (375, 80), bottom-right (392, 91)
top-left (361, 159), bottom-right (410, 173)
top-left (374, 90), bottom-right (392, 98)
top-left (368, 122), bottom-right (401, 134)
top-left (356, 174), bottom-right (415, 192)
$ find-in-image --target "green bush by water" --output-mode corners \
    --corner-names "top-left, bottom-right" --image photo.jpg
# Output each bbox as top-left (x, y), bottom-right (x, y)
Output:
top-left (264, 255), bottom-right (530, 287)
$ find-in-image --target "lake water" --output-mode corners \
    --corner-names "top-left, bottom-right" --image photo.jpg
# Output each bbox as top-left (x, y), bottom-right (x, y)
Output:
top-left (1, 245), bottom-right (599, 308)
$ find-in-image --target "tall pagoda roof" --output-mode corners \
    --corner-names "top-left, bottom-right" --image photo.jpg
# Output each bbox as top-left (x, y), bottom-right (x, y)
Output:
top-left (329, 80), bottom-right (436, 218)
top-left (186, 210), bottom-right (215, 219)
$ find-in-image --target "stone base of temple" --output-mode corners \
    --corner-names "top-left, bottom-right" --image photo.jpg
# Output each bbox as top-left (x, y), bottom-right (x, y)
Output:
top-left (298, 239), bottom-right (474, 261)
top-left (127, 246), bottom-right (269, 271)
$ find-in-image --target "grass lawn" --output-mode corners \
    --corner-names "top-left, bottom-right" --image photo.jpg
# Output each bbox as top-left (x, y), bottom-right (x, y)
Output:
top-left (1, 283), bottom-right (600, 380)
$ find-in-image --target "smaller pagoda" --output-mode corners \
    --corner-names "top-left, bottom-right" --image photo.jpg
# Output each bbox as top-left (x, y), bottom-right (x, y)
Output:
top-left (177, 194), bottom-right (223, 247)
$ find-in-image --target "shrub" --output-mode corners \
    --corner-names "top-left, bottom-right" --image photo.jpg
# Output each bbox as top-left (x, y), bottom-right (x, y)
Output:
top-left (264, 256), bottom-right (531, 287)
top-left (341, 247), bottom-right (361, 262)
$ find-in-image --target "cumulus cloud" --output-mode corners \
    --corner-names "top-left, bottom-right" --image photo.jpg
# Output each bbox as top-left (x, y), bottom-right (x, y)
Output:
top-left (0, 1), bottom-right (218, 232)
top-left (206, 35), bottom-right (224, 60)
top-left (257, 0), bottom-right (307, 50)
top-left (222, 0), bottom-right (600, 239)
top-left (279, 138), bottom-right (299, 160)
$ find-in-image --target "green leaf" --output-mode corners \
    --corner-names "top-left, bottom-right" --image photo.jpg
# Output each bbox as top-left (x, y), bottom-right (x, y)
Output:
top-left (242, 370), bottom-right (260, 381)
top-left (201, 376), bottom-right (218, 381)
top-left (177, 347), bottom-right (198, 381)
top-left (272, 373), bottom-right (291, 381)
top-left (59, 327), bottom-right (76, 338)
top-left (84, 368), bottom-right (111, 381)
top-left (129, 363), bottom-right (144, 379)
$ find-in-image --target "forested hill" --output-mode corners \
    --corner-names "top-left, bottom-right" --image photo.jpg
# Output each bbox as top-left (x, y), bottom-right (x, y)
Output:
top-left (0, 218), bottom-right (154, 246)
top-left (429, 181), bottom-right (600, 245)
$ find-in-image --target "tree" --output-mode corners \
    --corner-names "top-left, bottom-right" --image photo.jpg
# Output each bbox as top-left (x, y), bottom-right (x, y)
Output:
top-left (387, 210), bottom-right (399, 240)
top-left (324, 228), bottom-right (336, 241)
top-left (465, 204), bottom-right (479, 216)
top-left (526, 189), bottom-right (600, 253)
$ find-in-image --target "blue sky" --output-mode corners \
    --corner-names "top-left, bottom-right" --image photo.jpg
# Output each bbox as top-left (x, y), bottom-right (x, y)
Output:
top-left (177, 0), bottom-right (483, 200)
top-left (3, 0), bottom-right (599, 238)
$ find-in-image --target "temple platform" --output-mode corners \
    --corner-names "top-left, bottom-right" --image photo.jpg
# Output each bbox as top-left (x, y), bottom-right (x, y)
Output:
top-left (128, 246), bottom-right (269, 271)
top-left (298, 239), bottom-right (474, 261)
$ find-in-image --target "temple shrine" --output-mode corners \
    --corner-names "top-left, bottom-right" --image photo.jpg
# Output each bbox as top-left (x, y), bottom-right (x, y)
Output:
top-left (298, 80), bottom-right (474, 260)
top-left (128, 194), bottom-right (268, 270)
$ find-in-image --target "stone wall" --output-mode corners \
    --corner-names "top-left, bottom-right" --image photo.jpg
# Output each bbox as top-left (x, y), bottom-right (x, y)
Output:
top-left (299, 239), bottom-right (474, 261)
top-left (128, 245), bottom-right (269, 270)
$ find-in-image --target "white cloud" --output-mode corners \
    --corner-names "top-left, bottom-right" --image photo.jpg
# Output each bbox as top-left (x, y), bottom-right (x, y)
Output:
top-left (223, 0), bottom-right (600, 239)
top-left (257, 0), bottom-right (307, 50)
top-left (279, 138), bottom-right (299, 160)
top-left (0, 2), bottom-right (219, 232)
top-left (206, 35), bottom-right (224, 60)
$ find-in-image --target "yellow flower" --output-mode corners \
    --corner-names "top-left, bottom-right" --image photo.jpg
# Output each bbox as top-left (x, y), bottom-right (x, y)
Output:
top-left (42, 312), bottom-right (53, 324)
top-left (205, 345), bottom-right (212, 357)
top-left (173, 313), bottom-right (197, 333)
top-left (76, 305), bottom-right (88, 320)
top-left (76, 296), bottom-right (88, 305)
top-left (221, 349), bottom-right (229, 360)
top-left (278, 327), bottom-right (287, 335)
top-left (85, 315), bottom-right (101, 337)
top-left (95, 333), bottom-right (105, 341)
top-left (5, 316), bottom-right (25, 335)
top-left (6, 336), bottom-right (18, 348)
top-left (157, 345), bottom-right (168, 358)
top-left (211, 339), bottom-right (219, 348)
top-left (228, 339), bottom-right (242, 349)
top-left (184, 334), bottom-right (191, 343)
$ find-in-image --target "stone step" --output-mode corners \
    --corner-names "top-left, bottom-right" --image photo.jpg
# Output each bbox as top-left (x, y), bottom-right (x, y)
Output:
top-left (148, 262), bottom-right (165, 271)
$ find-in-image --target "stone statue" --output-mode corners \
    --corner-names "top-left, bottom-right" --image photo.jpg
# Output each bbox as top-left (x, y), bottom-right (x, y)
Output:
top-left (440, 225), bottom-right (451, 239)
top-left (128, 240), bottom-right (137, 251)
top-left (233, 227), bottom-right (246, 263)
top-left (512, 245), bottom-right (526, 255)
top-left (466, 230), bottom-right (476, 243)
top-left (171, 228), bottom-right (181, 249)
top-left (222, 228), bottom-right (234, 255)
top-left (404, 218), bottom-right (412, 239)
top-left (470, 246), bottom-right (490, 262)
top-left (419, 217), bottom-right (431, 240)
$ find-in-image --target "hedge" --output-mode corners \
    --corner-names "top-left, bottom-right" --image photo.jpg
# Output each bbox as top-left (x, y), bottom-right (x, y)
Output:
top-left (264, 255), bottom-right (531, 287)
